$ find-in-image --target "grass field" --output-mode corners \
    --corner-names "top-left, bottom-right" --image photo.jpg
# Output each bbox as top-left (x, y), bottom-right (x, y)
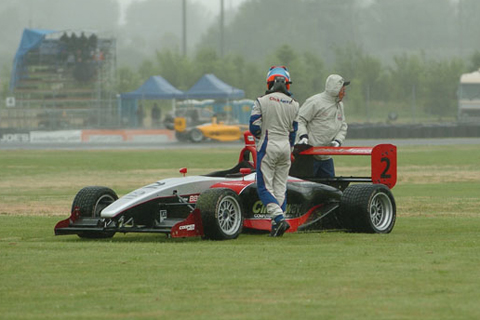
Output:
top-left (1, 144), bottom-right (480, 319)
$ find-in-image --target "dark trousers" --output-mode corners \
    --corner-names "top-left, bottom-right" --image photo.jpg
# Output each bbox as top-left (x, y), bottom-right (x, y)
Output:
top-left (313, 158), bottom-right (335, 178)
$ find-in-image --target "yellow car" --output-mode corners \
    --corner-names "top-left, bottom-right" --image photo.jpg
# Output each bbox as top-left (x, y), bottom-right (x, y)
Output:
top-left (174, 116), bottom-right (248, 142)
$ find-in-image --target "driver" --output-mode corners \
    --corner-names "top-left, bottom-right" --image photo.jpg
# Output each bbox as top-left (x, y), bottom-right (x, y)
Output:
top-left (249, 66), bottom-right (299, 237)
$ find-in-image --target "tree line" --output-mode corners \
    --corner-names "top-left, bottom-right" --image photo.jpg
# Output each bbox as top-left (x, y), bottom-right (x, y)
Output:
top-left (118, 44), bottom-right (480, 123)
top-left (3, 0), bottom-right (480, 123)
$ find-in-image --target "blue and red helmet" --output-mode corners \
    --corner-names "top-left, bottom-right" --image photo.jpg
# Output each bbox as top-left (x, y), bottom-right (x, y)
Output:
top-left (266, 66), bottom-right (291, 90)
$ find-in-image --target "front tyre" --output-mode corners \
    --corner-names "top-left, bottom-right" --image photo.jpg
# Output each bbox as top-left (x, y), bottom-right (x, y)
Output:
top-left (339, 184), bottom-right (396, 233)
top-left (71, 186), bottom-right (118, 238)
top-left (196, 188), bottom-right (243, 240)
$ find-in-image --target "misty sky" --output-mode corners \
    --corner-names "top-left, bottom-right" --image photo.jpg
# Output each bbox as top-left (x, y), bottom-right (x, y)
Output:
top-left (1, 0), bottom-right (478, 74)
top-left (117, 0), bottom-right (247, 24)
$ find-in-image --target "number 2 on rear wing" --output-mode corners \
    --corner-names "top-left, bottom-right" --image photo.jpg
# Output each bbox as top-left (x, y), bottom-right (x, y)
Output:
top-left (299, 144), bottom-right (397, 189)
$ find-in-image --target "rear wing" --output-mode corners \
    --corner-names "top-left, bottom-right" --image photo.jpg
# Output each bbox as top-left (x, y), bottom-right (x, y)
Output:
top-left (238, 132), bottom-right (397, 189)
top-left (295, 144), bottom-right (397, 189)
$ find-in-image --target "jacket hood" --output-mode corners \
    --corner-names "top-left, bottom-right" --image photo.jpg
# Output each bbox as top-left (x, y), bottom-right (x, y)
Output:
top-left (325, 74), bottom-right (347, 97)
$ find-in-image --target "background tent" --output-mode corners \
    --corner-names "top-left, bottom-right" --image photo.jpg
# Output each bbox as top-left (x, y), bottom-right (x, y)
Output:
top-left (185, 74), bottom-right (244, 100)
top-left (182, 74), bottom-right (249, 124)
top-left (120, 75), bottom-right (184, 100)
top-left (10, 28), bottom-right (56, 90)
top-left (119, 75), bottom-right (185, 127)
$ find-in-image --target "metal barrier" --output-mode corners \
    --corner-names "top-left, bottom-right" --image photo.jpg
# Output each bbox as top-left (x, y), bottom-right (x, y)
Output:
top-left (348, 123), bottom-right (480, 139)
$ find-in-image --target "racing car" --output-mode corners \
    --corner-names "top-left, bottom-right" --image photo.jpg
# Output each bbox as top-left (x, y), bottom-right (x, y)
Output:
top-left (173, 114), bottom-right (248, 143)
top-left (55, 132), bottom-right (397, 240)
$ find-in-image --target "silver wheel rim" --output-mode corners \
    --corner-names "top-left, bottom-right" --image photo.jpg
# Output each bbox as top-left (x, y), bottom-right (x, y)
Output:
top-left (370, 192), bottom-right (393, 231)
top-left (93, 194), bottom-right (115, 217)
top-left (191, 129), bottom-right (203, 142)
top-left (217, 195), bottom-right (242, 236)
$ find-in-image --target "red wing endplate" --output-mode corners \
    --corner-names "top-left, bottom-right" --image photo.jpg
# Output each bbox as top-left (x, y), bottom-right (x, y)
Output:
top-left (370, 144), bottom-right (397, 189)
top-left (300, 144), bottom-right (397, 189)
top-left (171, 209), bottom-right (204, 238)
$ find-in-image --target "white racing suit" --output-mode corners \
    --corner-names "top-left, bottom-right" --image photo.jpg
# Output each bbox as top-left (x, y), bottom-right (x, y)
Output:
top-left (297, 74), bottom-right (348, 161)
top-left (249, 92), bottom-right (299, 218)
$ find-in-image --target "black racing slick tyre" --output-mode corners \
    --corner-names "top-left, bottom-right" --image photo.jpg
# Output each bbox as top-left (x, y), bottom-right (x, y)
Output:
top-left (189, 128), bottom-right (204, 143)
top-left (196, 188), bottom-right (244, 240)
top-left (339, 184), bottom-right (396, 233)
top-left (71, 186), bottom-right (118, 239)
top-left (175, 131), bottom-right (189, 142)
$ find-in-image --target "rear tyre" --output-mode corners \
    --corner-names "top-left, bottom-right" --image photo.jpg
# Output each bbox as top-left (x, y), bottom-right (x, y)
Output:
top-left (196, 188), bottom-right (243, 240)
top-left (71, 186), bottom-right (118, 238)
top-left (189, 128), bottom-right (204, 143)
top-left (175, 131), bottom-right (189, 142)
top-left (339, 184), bottom-right (396, 233)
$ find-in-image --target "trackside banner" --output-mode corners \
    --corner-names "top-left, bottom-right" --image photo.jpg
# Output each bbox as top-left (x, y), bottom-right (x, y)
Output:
top-left (0, 130), bottom-right (175, 144)
top-left (30, 130), bottom-right (82, 143)
top-left (0, 133), bottom-right (30, 143)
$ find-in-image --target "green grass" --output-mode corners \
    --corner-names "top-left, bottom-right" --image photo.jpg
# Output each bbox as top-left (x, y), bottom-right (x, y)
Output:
top-left (1, 144), bottom-right (480, 319)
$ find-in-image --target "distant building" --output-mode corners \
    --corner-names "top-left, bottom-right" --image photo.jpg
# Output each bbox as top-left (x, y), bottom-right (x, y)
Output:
top-left (3, 28), bottom-right (117, 130)
top-left (458, 69), bottom-right (480, 123)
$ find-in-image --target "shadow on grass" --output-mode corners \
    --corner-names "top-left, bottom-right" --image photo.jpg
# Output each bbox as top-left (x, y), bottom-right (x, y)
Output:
top-left (52, 229), bottom-right (342, 245)
top-left (53, 233), bottom-right (202, 244)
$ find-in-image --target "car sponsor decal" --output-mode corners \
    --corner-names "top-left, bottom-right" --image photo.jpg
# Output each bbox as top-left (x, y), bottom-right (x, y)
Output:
top-left (251, 200), bottom-right (302, 215)
top-left (179, 224), bottom-right (195, 231)
top-left (189, 194), bottom-right (199, 203)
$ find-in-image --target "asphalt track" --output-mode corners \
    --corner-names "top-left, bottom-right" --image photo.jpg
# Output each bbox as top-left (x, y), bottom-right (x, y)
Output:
top-left (1, 137), bottom-right (480, 150)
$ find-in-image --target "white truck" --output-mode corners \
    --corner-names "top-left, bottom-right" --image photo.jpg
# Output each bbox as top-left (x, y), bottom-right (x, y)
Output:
top-left (458, 69), bottom-right (480, 122)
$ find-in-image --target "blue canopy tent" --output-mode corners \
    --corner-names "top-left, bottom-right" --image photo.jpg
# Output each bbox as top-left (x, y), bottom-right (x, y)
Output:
top-left (185, 74), bottom-right (244, 100)
top-left (184, 74), bottom-right (248, 123)
top-left (119, 75), bottom-right (185, 127)
top-left (120, 75), bottom-right (184, 100)
top-left (10, 28), bottom-right (57, 91)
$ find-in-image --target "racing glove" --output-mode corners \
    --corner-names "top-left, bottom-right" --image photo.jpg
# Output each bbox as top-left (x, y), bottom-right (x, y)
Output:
top-left (293, 134), bottom-right (312, 159)
top-left (330, 140), bottom-right (341, 147)
top-left (298, 134), bottom-right (309, 145)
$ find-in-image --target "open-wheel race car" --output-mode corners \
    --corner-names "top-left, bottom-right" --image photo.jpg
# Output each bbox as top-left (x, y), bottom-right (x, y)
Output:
top-left (173, 114), bottom-right (248, 143)
top-left (55, 132), bottom-right (397, 240)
